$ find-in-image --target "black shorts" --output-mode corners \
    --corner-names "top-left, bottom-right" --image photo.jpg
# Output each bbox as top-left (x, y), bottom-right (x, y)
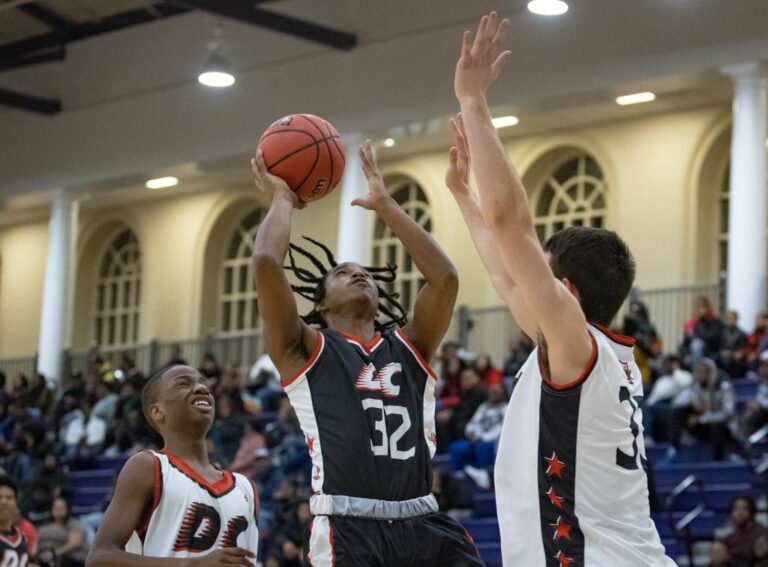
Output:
top-left (304, 512), bottom-right (485, 566)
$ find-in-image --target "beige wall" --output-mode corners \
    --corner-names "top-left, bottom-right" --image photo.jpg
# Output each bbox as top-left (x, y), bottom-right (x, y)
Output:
top-left (0, 220), bottom-right (48, 358)
top-left (0, 104), bottom-right (733, 358)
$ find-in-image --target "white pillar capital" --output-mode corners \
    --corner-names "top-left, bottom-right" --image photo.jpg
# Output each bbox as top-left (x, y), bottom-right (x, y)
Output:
top-left (721, 61), bottom-right (768, 82)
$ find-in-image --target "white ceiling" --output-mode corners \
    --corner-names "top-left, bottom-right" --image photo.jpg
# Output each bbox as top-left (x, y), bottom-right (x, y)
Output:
top-left (0, 0), bottom-right (766, 208)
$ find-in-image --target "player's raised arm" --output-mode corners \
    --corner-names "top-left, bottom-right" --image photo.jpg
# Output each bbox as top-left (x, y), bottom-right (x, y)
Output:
top-left (251, 151), bottom-right (318, 379)
top-left (454, 13), bottom-right (593, 384)
top-left (445, 113), bottom-right (537, 340)
top-left (352, 140), bottom-right (458, 361)
top-left (87, 453), bottom-right (256, 567)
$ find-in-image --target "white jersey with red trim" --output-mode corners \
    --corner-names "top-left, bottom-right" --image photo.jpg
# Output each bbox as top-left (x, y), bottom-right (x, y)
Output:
top-left (125, 450), bottom-right (259, 558)
top-left (494, 325), bottom-right (674, 566)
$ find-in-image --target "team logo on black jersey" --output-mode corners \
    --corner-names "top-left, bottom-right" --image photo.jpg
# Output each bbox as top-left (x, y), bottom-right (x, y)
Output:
top-left (354, 362), bottom-right (402, 398)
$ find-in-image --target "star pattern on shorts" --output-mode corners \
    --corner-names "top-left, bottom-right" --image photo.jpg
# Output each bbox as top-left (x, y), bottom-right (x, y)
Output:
top-left (306, 434), bottom-right (315, 454)
top-left (545, 451), bottom-right (566, 478)
top-left (550, 516), bottom-right (572, 541)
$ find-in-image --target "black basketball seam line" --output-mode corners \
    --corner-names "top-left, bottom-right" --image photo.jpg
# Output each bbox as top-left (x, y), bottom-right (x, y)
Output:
top-left (260, 128), bottom-right (318, 142)
top-left (303, 115), bottom-right (336, 199)
top-left (293, 141), bottom-right (323, 197)
top-left (325, 120), bottom-right (346, 173)
top-left (265, 135), bottom-right (340, 171)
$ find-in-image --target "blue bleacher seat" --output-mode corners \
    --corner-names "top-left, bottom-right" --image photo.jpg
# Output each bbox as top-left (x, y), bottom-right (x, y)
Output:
top-left (461, 517), bottom-right (501, 543)
top-left (70, 469), bottom-right (116, 488)
top-left (653, 462), bottom-right (752, 487)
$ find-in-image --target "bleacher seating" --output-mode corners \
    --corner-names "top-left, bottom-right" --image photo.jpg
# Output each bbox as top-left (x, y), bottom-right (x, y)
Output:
top-left (63, 377), bottom-right (766, 567)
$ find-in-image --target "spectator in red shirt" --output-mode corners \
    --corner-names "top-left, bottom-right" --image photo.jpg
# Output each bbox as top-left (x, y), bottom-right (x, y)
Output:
top-left (747, 311), bottom-right (768, 371)
top-left (720, 496), bottom-right (768, 565)
top-left (472, 354), bottom-right (503, 387)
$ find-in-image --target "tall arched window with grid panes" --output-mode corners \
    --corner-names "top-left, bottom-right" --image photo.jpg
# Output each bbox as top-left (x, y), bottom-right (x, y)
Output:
top-left (531, 152), bottom-right (608, 242)
top-left (219, 209), bottom-right (266, 335)
top-left (94, 229), bottom-right (141, 346)
top-left (371, 179), bottom-right (432, 314)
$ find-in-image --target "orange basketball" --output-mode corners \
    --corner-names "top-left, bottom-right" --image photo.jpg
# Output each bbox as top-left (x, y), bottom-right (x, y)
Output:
top-left (257, 114), bottom-right (346, 202)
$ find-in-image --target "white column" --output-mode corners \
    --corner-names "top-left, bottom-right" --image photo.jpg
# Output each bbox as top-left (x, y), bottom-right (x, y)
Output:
top-left (37, 191), bottom-right (78, 386)
top-left (335, 133), bottom-right (371, 264)
top-left (723, 62), bottom-right (768, 327)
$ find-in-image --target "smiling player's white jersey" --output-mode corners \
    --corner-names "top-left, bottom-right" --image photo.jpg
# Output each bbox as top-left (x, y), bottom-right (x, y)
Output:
top-left (125, 449), bottom-right (259, 558)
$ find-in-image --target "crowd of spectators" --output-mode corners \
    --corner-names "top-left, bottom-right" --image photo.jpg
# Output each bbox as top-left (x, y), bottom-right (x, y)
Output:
top-left (710, 496), bottom-right (768, 567)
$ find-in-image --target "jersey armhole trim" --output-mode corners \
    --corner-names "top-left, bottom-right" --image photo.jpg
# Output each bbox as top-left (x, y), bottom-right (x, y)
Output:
top-left (539, 331), bottom-right (598, 391)
top-left (248, 479), bottom-right (260, 525)
top-left (283, 330), bottom-right (325, 388)
top-left (592, 323), bottom-right (636, 347)
top-left (137, 450), bottom-right (163, 538)
top-left (394, 328), bottom-right (437, 381)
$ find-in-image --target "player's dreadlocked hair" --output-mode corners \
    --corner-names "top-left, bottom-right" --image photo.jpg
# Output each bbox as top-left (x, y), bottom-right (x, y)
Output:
top-left (284, 236), bottom-right (408, 332)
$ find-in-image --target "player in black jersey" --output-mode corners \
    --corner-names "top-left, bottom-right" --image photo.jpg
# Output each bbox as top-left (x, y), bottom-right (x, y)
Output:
top-left (0, 476), bottom-right (31, 567)
top-left (252, 141), bottom-right (484, 566)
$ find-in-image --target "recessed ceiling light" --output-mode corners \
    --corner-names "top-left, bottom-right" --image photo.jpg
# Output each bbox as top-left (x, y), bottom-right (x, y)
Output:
top-left (383, 138), bottom-right (396, 148)
top-left (146, 176), bottom-right (179, 190)
top-left (198, 68), bottom-right (235, 88)
top-left (616, 92), bottom-right (656, 106)
top-left (528, 0), bottom-right (569, 16)
top-left (492, 115), bottom-right (520, 129)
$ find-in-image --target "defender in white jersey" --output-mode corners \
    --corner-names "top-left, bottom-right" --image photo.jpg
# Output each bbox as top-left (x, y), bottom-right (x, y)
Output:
top-left (448, 13), bottom-right (674, 566)
top-left (88, 365), bottom-right (258, 567)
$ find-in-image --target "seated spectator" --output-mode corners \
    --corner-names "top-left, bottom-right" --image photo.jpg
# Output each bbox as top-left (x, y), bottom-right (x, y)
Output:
top-left (449, 383), bottom-right (507, 471)
top-left (746, 354), bottom-right (768, 436)
top-left (472, 355), bottom-right (503, 387)
top-left (719, 310), bottom-right (749, 377)
top-left (746, 311), bottom-right (768, 371)
top-left (106, 409), bottom-right (156, 456)
top-left (10, 374), bottom-right (30, 407)
top-left (199, 352), bottom-right (222, 385)
top-left (436, 369), bottom-right (487, 449)
top-left (502, 337), bottom-right (534, 382)
top-left (644, 355), bottom-right (693, 442)
top-left (248, 353), bottom-right (282, 412)
top-left (115, 354), bottom-right (144, 390)
top-left (681, 296), bottom-right (724, 369)
top-left (14, 505), bottom-right (38, 558)
top-left (754, 533), bottom-right (768, 567)
top-left (251, 448), bottom-right (284, 520)
top-left (90, 381), bottom-right (119, 423)
top-left (28, 374), bottom-right (53, 416)
top-left (436, 341), bottom-right (466, 407)
top-left (230, 418), bottom-right (267, 478)
top-left (670, 358), bottom-right (735, 460)
top-left (708, 540), bottom-right (734, 567)
top-left (623, 300), bottom-right (661, 385)
top-left (214, 367), bottom-right (247, 415)
top-left (114, 381), bottom-right (142, 422)
top-left (60, 400), bottom-right (107, 466)
top-left (36, 497), bottom-right (89, 567)
top-left (719, 496), bottom-right (768, 565)
top-left (208, 396), bottom-right (244, 466)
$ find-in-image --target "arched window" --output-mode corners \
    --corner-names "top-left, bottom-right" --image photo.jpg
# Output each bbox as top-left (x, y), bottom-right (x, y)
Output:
top-left (371, 179), bottom-right (432, 313)
top-left (531, 153), bottom-right (608, 241)
top-left (219, 209), bottom-right (265, 334)
top-left (94, 229), bottom-right (141, 346)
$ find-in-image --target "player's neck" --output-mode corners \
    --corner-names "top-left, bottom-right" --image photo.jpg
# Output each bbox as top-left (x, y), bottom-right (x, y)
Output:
top-left (0, 520), bottom-right (12, 533)
top-left (162, 434), bottom-right (210, 469)
top-left (327, 315), bottom-right (377, 343)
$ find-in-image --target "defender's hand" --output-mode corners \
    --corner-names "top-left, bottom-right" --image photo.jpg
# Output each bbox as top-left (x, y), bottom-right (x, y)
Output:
top-left (454, 11), bottom-right (511, 102)
top-left (351, 139), bottom-right (393, 212)
top-left (251, 151), bottom-right (305, 209)
top-left (446, 113), bottom-right (471, 194)
top-left (186, 547), bottom-right (256, 566)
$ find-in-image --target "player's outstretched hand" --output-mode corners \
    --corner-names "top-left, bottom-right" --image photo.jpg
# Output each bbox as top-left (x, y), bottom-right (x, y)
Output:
top-left (454, 11), bottom-right (511, 102)
top-left (186, 547), bottom-right (256, 566)
top-left (446, 113), bottom-right (471, 194)
top-left (251, 150), bottom-right (305, 209)
top-left (351, 139), bottom-right (393, 212)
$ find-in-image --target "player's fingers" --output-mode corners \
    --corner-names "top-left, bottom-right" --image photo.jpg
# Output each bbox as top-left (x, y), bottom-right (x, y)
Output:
top-left (254, 150), bottom-right (268, 176)
top-left (351, 198), bottom-right (368, 209)
top-left (223, 547), bottom-right (256, 557)
top-left (448, 146), bottom-right (458, 165)
top-left (472, 15), bottom-right (488, 52)
top-left (364, 139), bottom-right (378, 166)
top-left (492, 18), bottom-right (510, 52)
top-left (491, 51), bottom-right (512, 79)
top-left (461, 30), bottom-right (471, 58)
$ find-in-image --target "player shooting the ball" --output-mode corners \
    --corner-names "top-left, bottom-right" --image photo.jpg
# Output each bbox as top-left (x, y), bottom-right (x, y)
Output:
top-left (251, 141), bottom-right (485, 566)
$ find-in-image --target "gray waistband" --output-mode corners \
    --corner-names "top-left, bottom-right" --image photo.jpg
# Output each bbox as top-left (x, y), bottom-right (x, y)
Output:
top-left (310, 493), bottom-right (438, 520)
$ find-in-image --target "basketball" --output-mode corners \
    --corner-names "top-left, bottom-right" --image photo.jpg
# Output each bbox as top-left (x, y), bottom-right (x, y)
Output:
top-left (257, 114), bottom-right (346, 202)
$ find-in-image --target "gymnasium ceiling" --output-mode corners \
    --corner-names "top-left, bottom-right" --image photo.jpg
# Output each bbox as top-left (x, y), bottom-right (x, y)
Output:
top-left (0, 0), bottom-right (767, 207)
